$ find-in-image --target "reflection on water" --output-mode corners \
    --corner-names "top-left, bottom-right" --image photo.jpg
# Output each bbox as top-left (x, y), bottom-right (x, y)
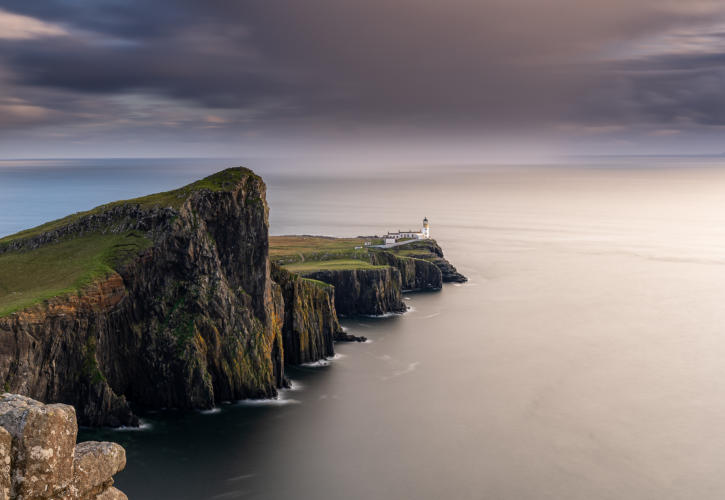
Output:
top-left (5, 158), bottom-right (725, 499)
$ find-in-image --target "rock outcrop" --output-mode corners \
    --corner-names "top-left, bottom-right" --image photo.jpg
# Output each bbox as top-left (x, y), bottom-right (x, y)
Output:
top-left (289, 245), bottom-right (453, 317)
top-left (0, 169), bottom-right (287, 426)
top-left (0, 393), bottom-right (126, 499)
top-left (386, 240), bottom-right (467, 283)
top-left (300, 267), bottom-right (407, 317)
top-left (271, 265), bottom-right (342, 364)
top-left (369, 251), bottom-right (443, 291)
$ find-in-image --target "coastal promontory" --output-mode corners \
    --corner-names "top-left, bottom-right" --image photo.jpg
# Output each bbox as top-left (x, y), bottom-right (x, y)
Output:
top-left (0, 168), bottom-right (465, 427)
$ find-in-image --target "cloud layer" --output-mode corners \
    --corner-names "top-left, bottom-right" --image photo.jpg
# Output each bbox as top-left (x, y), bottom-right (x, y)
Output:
top-left (1, 1), bottom-right (725, 157)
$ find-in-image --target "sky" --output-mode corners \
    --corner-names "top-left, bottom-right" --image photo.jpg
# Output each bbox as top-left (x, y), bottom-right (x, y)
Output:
top-left (1, 1), bottom-right (725, 161)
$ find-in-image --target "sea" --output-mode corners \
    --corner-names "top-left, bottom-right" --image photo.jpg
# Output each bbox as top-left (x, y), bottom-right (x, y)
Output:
top-left (3, 157), bottom-right (725, 499)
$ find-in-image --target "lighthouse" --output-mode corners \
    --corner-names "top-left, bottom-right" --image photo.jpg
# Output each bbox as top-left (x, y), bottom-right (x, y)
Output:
top-left (422, 217), bottom-right (430, 238)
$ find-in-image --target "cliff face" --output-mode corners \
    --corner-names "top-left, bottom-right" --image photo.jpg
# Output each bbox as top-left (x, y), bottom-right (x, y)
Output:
top-left (0, 393), bottom-right (126, 499)
top-left (271, 264), bottom-right (341, 364)
top-left (387, 240), bottom-right (467, 283)
top-left (300, 267), bottom-right (407, 316)
top-left (0, 169), bottom-right (287, 426)
top-left (369, 251), bottom-right (443, 291)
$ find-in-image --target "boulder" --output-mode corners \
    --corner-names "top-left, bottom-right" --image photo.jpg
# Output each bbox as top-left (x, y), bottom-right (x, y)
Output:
top-left (72, 442), bottom-right (126, 499)
top-left (0, 394), bottom-right (76, 499)
top-left (0, 394), bottom-right (127, 499)
top-left (0, 427), bottom-right (11, 499)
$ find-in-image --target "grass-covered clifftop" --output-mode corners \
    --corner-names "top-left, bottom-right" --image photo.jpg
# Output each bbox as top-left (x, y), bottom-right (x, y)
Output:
top-left (284, 259), bottom-right (386, 273)
top-left (269, 235), bottom-right (464, 316)
top-left (0, 167), bottom-right (258, 247)
top-left (0, 168), bottom-right (258, 317)
top-left (269, 235), bottom-right (463, 282)
top-left (0, 232), bottom-right (150, 316)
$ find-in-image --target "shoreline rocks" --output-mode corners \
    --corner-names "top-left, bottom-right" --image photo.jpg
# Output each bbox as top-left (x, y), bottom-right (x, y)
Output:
top-left (300, 267), bottom-right (408, 317)
top-left (384, 240), bottom-right (467, 283)
top-left (0, 393), bottom-right (126, 499)
top-left (369, 250), bottom-right (443, 291)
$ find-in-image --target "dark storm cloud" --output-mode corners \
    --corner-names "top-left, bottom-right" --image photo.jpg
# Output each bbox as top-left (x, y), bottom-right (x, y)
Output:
top-left (627, 56), bottom-right (725, 126)
top-left (570, 49), bottom-right (725, 129)
top-left (3, 36), bottom-right (293, 108)
top-left (2, 0), bottom-right (725, 155)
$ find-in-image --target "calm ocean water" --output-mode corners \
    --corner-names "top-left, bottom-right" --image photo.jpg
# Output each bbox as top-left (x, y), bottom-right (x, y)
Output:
top-left (4, 158), bottom-right (725, 499)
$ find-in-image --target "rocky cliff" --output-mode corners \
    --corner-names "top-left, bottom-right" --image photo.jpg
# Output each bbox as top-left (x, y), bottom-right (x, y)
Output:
top-left (299, 267), bottom-right (407, 317)
top-left (290, 244), bottom-right (460, 316)
top-left (271, 264), bottom-right (343, 364)
top-left (0, 168), bottom-right (294, 426)
top-left (369, 251), bottom-right (443, 291)
top-left (0, 393), bottom-right (126, 499)
top-left (385, 240), bottom-right (467, 283)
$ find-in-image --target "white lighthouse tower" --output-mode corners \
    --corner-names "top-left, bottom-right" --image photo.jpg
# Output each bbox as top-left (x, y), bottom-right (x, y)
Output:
top-left (422, 217), bottom-right (430, 238)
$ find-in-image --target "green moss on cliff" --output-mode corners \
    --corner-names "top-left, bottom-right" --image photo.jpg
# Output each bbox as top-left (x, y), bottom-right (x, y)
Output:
top-left (82, 337), bottom-right (106, 385)
top-left (301, 277), bottom-right (333, 288)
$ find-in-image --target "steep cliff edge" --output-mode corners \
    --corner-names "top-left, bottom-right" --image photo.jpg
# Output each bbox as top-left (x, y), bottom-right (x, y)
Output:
top-left (0, 168), bottom-right (287, 426)
top-left (384, 239), bottom-right (467, 283)
top-left (269, 235), bottom-right (464, 316)
top-left (368, 251), bottom-right (443, 291)
top-left (271, 264), bottom-right (346, 364)
top-left (299, 267), bottom-right (407, 316)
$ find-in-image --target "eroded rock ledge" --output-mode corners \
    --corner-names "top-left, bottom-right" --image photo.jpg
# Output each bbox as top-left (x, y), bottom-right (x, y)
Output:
top-left (0, 393), bottom-right (126, 499)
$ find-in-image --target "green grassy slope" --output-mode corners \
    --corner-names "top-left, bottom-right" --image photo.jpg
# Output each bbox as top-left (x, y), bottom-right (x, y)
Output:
top-left (0, 167), bottom-right (256, 246)
top-left (0, 168), bottom-right (259, 316)
top-left (283, 259), bottom-right (386, 273)
top-left (270, 235), bottom-right (388, 273)
top-left (269, 235), bottom-right (370, 258)
top-left (0, 232), bottom-right (150, 316)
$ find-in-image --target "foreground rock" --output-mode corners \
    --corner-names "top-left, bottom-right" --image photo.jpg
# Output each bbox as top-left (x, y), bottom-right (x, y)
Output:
top-left (0, 393), bottom-right (126, 499)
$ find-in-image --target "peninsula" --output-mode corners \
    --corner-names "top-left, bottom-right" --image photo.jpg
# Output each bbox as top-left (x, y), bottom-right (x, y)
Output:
top-left (270, 232), bottom-right (466, 316)
top-left (0, 168), bottom-right (465, 427)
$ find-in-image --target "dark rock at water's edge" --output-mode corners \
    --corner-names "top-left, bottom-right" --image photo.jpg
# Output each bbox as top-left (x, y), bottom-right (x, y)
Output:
top-left (300, 267), bottom-right (408, 317)
top-left (369, 250), bottom-right (443, 291)
top-left (273, 264), bottom-right (361, 363)
top-left (295, 240), bottom-right (465, 317)
top-left (271, 265), bottom-right (367, 349)
top-left (335, 330), bottom-right (368, 342)
top-left (0, 393), bottom-right (127, 499)
top-left (384, 239), bottom-right (467, 283)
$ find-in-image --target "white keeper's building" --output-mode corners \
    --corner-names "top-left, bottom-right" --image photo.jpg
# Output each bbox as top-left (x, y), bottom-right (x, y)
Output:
top-left (384, 217), bottom-right (430, 245)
